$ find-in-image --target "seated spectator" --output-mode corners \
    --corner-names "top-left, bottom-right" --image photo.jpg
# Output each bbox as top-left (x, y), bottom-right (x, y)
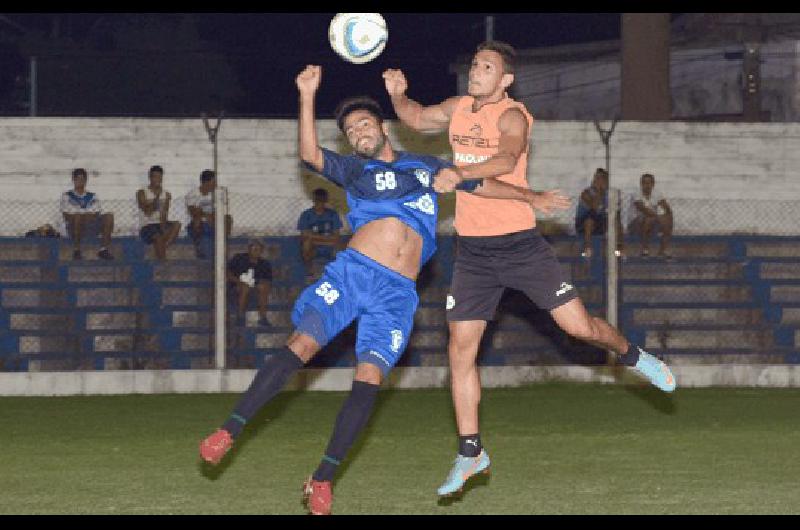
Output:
top-left (136, 165), bottom-right (182, 260)
top-left (61, 168), bottom-right (114, 260)
top-left (185, 169), bottom-right (233, 259)
top-left (628, 173), bottom-right (673, 258)
top-left (297, 188), bottom-right (342, 273)
top-left (227, 239), bottom-right (272, 327)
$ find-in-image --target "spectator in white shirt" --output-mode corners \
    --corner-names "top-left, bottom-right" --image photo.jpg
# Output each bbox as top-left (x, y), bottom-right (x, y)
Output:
top-left (185, 169), bottom-right (232, 259)
top-left (628, 173), bottom-right (673, 258)
top-left (136, 165), bottom-right (182, 260)
top-left (61, 168), bottom-right (114, 260)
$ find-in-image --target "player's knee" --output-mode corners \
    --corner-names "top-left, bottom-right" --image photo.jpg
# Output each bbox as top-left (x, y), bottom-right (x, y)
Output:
top-left (286, 332), bottom-right (319, 363)
top-left (354, 362), bottom-right (383, 385)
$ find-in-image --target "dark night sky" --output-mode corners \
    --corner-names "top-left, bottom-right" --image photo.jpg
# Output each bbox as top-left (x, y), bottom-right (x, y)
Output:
top-left (1, 13), bottom-right (625, 117)
top-left (193, 12), bottom-right (624, 117)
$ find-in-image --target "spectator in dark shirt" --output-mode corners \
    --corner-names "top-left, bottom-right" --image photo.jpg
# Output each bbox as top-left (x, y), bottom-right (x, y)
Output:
top-left (297, 188), bottom-right (342, 272)
top-left (228, 239), bottom-right (272, 327)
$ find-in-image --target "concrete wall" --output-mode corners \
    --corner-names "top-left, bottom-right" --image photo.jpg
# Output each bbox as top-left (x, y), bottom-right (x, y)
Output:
top-left (4, 365), bottom-right (800, 395)
top-left (1, 117), bottom-right (799, 236)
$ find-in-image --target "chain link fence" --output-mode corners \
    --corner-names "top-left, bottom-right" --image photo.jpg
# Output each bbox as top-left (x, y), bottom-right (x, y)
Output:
top-left (3, 188), bottom-right (800, 372)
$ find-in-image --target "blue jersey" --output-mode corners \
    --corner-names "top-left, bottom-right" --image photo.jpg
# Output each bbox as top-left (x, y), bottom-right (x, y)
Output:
top-left (297, 207), bottom-right (343, 235)
top-left (304, 148), bottom-right (477, 267)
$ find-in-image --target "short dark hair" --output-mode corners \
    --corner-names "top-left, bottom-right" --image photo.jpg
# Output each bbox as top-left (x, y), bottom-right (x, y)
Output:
top-left (313, 188), bottom-right (328, 201)
top-left (476, 40), bottom-right (516, 74)
top-left (200, 169), bottom-right (215, 183)
top-left (149, 165), bottom-right (163, 176)
top-left (641, 173), bottom-right (655, 182)
top-left (72, 168), bottom-right (87, 180)
top-left (334, 96), bottom-right (384, 132)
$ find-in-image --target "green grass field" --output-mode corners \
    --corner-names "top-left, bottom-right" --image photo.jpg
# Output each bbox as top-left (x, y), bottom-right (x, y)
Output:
top-left (1, 383), bottom-right (799, 514)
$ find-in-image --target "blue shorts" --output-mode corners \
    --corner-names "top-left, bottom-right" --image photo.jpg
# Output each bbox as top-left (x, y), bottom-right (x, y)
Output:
top-left (291, 248), bottom-right (419, 376)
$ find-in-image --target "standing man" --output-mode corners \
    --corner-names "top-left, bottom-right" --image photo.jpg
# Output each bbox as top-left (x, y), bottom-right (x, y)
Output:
top-left (385, 41), bottom-right (676, 498)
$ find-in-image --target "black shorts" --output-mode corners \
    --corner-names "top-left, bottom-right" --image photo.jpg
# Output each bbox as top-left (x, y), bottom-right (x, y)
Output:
top-left (575, 211), bottom-right (607, 235)
top-left (446, 229), bottom-right (579, 321)
top-left (140, 222), bottom-right (178, 244)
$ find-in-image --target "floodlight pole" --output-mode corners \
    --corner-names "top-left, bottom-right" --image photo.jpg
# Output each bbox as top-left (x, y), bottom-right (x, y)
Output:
top-left (594, 119), bottom-right (619, 365)
top-left (203, 112), bottom-right (226, 369)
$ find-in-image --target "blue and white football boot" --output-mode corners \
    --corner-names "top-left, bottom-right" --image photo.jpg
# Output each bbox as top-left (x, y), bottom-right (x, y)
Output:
top-left (437, 449), bottom-right (491, 497)
top-left (632, 346), bottom-right (677, 392)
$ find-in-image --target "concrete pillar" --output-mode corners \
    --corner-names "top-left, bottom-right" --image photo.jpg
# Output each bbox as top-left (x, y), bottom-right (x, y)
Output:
top-left (621, 13), bottom-right (671, 120)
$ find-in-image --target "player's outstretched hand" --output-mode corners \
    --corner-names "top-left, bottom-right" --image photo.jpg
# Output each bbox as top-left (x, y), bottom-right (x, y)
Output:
top-left (528, 189), bottom-right (571, 214)
top-left (433, 167), bottom-right (463, 193)
top-left (383, 69), bottom-right (408, 97)
top-left (297, 65), bottom-right (322, 95)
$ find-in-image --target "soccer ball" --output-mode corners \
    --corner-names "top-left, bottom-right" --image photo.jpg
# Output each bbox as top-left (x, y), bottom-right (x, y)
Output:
top-left (328, 13), bottom-right (388, 64)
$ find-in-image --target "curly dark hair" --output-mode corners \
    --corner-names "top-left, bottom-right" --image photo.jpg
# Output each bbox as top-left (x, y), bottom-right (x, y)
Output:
top-left (334, 96), bottom-right (384, 132)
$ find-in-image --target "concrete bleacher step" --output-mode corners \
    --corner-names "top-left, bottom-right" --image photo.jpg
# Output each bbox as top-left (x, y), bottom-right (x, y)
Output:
top-left (623, 284), bottom-right (752, 304)
top-left (488, 329), bottom-right (561, 349)
top-left (170, 310), bottom-right (211, 328)
top-left (57, 243), bottom-right (124, 262)
top-left (2, 288), bottom-right (68, 308)
top-left (161, 286), bottom-right (212, 306)
top-left (152, 263), bottom-right (213, 282)
top-left (66, 264), bottom-right (132, 283)
top-left (658, 352), bottom-right (790, 365)
top-left (644, 329), bottom-right (774, 349)
top-left (627, 240), bottom-right (730, 258)
top-left (770, 285), bottom-right (800, 303)
top-left (759, 262), bottom-right (800, 280)
top-left (0, 265), bottom-right (58, 283)
top-left (8, 313), bottom-right (74, 331)
top-left (76, 287), bottom-right (141, 307)
top-left (629, 307), bottom-right (764, 327)
top-left (85, 312), bottom-right (148, 331)
top-left (144, 243), bottom-right (200, 261)
top-left (622, 262), bottom-right (745, 280)
top-left (747, 241), bottom-right (800, 258)
top-left (92, 334), bottom-right (159, 353)
top-left (780, 307), bottom-right (800, 325)
top-left (0, 242), bottom-right (53, 261)
top-left (103, 356), bottom-right (172, 370)
top-left (17, 335), bottom-right (80, 354)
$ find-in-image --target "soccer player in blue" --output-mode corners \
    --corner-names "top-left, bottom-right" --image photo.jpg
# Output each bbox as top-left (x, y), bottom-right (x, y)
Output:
top-left (199, 65), bottom-right (569, 515)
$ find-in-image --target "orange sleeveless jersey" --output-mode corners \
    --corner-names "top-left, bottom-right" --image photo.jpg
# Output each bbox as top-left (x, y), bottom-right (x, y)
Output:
top-left (449, 95), bottom-right (535, 237)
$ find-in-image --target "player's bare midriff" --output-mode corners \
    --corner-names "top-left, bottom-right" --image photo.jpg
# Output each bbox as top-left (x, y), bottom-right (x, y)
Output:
top-left (347, 217), bottom-right (422, 281)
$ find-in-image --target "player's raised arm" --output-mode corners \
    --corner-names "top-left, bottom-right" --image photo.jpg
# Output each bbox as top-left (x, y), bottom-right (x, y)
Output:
top-left (297, 65), bottom-right (324, 171)
top-left (383, 69), bottom-right (458, 133)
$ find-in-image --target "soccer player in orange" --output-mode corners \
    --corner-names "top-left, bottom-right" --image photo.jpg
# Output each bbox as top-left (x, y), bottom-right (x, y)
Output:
top-left (384, 41), bottom-right (676, 497)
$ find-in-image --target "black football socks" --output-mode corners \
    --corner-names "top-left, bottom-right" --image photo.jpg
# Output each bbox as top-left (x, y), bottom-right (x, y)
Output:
top-left (312, 380), bottom-right (381, 482)
top-left (459, 434), bottom-right (483, 458)
top-left (616, 342), bottom-right (642, 367)
top-left (222, 347), bottom-right (304, 439)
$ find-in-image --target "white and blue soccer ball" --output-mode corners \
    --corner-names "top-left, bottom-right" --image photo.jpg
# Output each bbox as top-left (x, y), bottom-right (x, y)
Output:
top-left (328, 13), bottom-right (388, 64)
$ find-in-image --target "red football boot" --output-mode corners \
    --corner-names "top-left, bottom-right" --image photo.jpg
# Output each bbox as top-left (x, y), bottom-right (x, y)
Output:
top-left (302, 476), bottom-right (333, 515)
top-left (199, 429), bottom-right (233, 465)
